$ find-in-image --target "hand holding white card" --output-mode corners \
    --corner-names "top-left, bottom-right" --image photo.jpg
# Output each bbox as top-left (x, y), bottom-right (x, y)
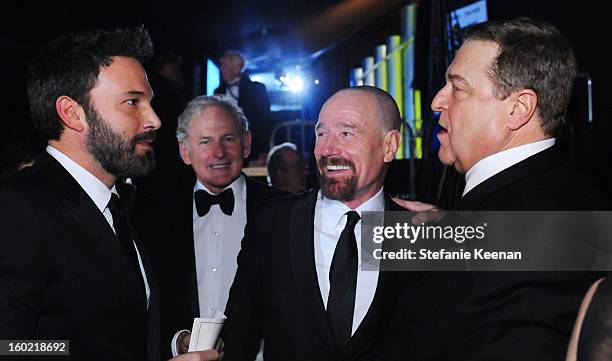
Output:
top-left (187, 312), bottom-right (227, 352)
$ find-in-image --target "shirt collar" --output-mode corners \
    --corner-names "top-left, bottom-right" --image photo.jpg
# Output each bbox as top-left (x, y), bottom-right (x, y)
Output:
top-left (318, 187), bottom-right (385, 230)
top-left (194, 173), bottom-right (246, 203)
top-left (227, 77), bottom-right (241, 86)
top-left (46, 145), bottom-right (114, 212)
top-left (463, 138), bottom-right (556, 196)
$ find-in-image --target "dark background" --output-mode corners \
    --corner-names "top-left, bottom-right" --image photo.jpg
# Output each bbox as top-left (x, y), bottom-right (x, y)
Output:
top-left (1, 0), bottom-right (610, 204)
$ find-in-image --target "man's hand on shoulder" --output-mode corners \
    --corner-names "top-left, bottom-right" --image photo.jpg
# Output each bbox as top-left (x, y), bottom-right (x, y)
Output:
top-left (392, 198), bottom-right (446, 224)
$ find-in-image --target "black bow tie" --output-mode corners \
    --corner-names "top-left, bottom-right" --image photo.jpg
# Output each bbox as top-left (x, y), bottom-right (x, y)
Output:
top-left (194, 188), bottom-right (235, 216)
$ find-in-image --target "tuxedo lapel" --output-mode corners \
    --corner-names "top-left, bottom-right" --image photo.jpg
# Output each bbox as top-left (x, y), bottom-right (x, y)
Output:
top-left (39, 153), bottom-right (148, 307)
top-left (340, 195), bottom-right (403, 358)
top-left (129, 218), bottom-right (161, 361)
top-left (288, 190), bottom-right (335, 352)
top-left (178, 185), bottom-right (200, 317)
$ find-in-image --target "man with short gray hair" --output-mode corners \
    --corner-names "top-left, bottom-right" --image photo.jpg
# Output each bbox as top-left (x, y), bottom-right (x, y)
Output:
top-left (152, 95), bottom-right (285, 358)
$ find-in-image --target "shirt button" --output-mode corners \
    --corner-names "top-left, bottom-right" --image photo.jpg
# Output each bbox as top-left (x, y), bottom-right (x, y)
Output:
top-left (214, 232), bottom-right (220, 237)
top-left (212, 268), bottom-right (217, 272)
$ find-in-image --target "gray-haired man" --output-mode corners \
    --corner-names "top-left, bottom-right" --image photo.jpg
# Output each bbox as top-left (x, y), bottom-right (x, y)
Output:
top-left (150, 96), bottom-right (285, 358)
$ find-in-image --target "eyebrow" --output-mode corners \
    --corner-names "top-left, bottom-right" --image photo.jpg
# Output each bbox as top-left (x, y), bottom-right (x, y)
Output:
top-left (125, 90), bottom-right (147, 97)
top-left (315, 121), bottom-right (358, 129)
top-left (447, 73), bottom-right (471, 87)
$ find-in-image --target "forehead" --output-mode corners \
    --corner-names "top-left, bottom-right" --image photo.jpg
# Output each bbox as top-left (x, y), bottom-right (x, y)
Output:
top-left (317, 91), bottom-right (379, 129)
top-left (447, 40), bottom-right (499, 85)
top-left (221, 54), bottom-right (241, 65)
top-left (189, 105), bottom-right (240, 134)
top-left (93, 56), bottom-right (152, 97)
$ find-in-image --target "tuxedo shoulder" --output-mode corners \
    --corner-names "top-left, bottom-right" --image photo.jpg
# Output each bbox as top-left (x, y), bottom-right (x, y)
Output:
top-left (250, 190), bottom-right (314, 217)
top-left (0, 163), bottom-right (46, 197)
top-left (245, 176), bottom-right (288, 199)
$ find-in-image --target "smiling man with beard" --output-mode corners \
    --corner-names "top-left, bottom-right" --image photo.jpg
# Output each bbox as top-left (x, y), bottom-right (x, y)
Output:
top-left (221, 86), bottom-right (415, 361)
top-left (0, 28), bottom-right (217, 361)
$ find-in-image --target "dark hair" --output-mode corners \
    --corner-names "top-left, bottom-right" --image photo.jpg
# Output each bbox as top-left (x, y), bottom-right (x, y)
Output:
top-left (464, 18), bottom-right (576, 136)
top-left (27, 27), bottom-right (154, 141)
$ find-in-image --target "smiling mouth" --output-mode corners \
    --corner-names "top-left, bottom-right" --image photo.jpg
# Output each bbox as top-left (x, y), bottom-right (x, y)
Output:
top-left (210, 162), bottom-right (231, 169)
top-left (326, 165), bottom-right (352, 172)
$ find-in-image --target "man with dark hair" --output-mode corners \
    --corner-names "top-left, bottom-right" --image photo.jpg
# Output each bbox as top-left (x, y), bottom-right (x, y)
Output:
top-left (382, 18), bottom-right (605, 361)
top-left (0, 28), bottom-right (217, 361)
top-left (266, 142), bottom-right (309, 193)
top-left (222, 86), bottom-right (414, 361)
top-left (214, 51), bottom-right (271, 164)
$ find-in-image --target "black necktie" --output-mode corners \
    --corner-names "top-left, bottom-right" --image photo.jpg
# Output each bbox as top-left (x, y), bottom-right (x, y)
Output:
top-left (107, 193), bottom-right (144, 286)
top-left (327, 210), bottom-right (360, 351)
top-left (194, 188), bottom-right (235, 217)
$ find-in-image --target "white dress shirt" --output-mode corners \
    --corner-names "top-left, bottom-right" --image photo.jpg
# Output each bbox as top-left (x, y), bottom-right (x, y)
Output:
top-left (314, 187), bottom-right (384, 335)
top-left (193, 174), bottom-right (247, 317)
top-left (224, 76), bottom-right (241, 101)
top-left (46, 145), bottom-right (151, 307)
top-left (463, 138), bottom-right (556, 196)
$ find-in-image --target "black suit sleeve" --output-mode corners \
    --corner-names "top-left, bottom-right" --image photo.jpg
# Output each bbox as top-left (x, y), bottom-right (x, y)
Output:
top-left (0, 185), bottom-right (46, 338)
top-left (222, 215), bottom-right (266, 361)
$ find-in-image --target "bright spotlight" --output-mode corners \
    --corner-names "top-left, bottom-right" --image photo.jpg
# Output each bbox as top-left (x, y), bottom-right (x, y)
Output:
top-left (280, 73), bottom-right (305, 92)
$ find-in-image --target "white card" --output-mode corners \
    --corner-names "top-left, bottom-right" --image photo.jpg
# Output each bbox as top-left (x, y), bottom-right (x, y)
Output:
top-left (187, 315), bottom-right (226, 352)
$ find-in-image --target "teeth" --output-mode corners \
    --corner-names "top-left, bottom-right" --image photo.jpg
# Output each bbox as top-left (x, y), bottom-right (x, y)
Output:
top-left (327, 165), bottom-right (351, 171)
top-left (211, 164), bottom-right (229, 169)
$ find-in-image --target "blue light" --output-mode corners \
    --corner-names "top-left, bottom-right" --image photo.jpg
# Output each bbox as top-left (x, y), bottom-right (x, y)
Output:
top-left (206, 59), bottom-right (220, 96)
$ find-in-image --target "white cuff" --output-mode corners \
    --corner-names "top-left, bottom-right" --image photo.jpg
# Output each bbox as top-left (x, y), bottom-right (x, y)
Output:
top-left (171, 329), bottom-right (191, 357)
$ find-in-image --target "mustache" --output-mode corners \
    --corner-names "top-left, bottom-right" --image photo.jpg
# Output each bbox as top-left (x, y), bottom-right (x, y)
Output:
top-left (131, 131), bottom-right (156, 145)
top-left (318, 156), bottom-right (355, 170)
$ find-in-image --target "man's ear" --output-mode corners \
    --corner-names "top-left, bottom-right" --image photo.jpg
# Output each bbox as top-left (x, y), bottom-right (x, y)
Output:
top-left (242, 131), bottom-right (252, 159)
top-left (383, 130), bottom-right (402, 163)
top-left (178, 142), bottom-right (192, 165)
top-left (55, 96), bottom-right (86, 132)
top-left (508, 89), bottom-right (538, 131)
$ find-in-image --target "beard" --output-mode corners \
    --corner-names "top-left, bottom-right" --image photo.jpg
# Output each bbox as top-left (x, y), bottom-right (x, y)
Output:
top-left (318, 156), bottom-right (357, 201)
top-left (84, 105), bottom-right (156, 178)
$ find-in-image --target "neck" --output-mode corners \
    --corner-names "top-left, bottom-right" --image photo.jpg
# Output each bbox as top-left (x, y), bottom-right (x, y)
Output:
top-left (49, 140), bottom-right (116, 189)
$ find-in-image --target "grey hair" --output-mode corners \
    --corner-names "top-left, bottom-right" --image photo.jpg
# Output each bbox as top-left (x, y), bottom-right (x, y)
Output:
top-left (176, 95), bottom-right (249, 146)
top-left (224, 50), bottom-right (246, 72)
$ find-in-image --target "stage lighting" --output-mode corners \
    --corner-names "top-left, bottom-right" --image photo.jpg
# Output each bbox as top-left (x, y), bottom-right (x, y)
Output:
top-left (280, 73), bottom-right (305, 92)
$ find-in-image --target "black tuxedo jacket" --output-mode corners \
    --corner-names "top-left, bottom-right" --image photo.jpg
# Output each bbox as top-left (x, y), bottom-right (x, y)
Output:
top-left (215, 74), bottom-right (271, 158)
top-left (0, 152), bottom-right (159, 361)
top-left (142, 175), bottom-right (286, 358)
top-left (381, 145), bottom-right (608, 361)
top-left (222, 189), bottom-right (415, 361)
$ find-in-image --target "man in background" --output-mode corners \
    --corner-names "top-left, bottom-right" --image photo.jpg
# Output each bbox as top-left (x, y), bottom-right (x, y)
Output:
top-left (215, 51), bottom-right (271, 164)
top-left (266, 142), bottom-right (309, 193)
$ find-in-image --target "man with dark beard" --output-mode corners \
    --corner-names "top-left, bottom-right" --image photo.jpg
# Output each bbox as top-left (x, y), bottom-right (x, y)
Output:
top-left (0, 28), bottom-right (217, 361)
top-left (221, 86), bottom-right (412, 361)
